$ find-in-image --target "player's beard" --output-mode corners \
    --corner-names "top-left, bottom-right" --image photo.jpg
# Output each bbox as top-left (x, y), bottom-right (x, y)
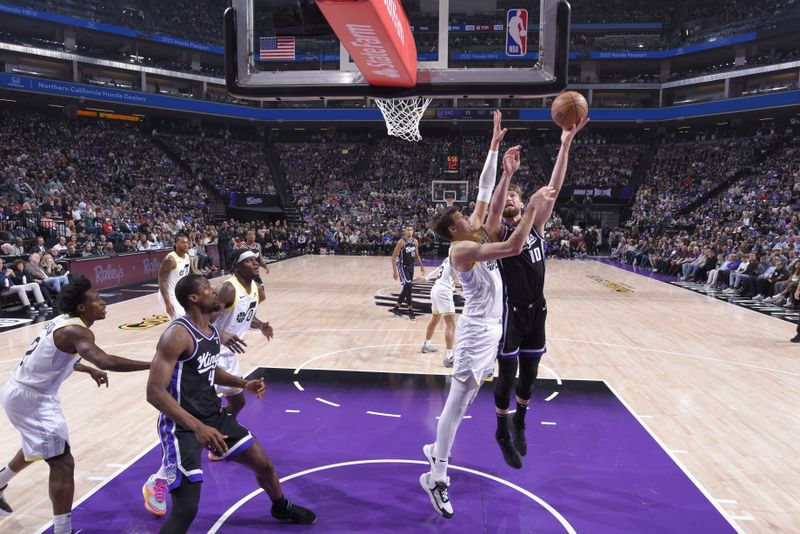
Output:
top-left (503, 206), bottom-right (520, 218)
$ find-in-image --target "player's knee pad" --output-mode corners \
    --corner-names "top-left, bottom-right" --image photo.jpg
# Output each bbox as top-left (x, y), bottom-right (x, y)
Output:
top-left (516, 356), bottom-right (541, 400)
top-left (493, 358), bottom-right (518, 410)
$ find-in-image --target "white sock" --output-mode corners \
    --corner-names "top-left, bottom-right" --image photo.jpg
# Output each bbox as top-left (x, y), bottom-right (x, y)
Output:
top-left (423, 339), bottom-right (431, 346)
top-left (53, 512), bottom-right (71, 534)
top-left (432, 378), bottom-right (479, 482)
top-left (445, 349), bottom-right (453, 357)
top-left (432, 458), bottom-right (449, 483)
top-left (0, 465), bottom-right (18, 488)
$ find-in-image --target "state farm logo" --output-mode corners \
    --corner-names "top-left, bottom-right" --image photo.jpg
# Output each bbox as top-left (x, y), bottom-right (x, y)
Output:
top-left (94, 264), bottom-right (124, 285)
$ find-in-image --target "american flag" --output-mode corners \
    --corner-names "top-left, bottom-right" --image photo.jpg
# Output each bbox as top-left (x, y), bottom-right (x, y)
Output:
top-left (259, 36), bottom-right (295, 61)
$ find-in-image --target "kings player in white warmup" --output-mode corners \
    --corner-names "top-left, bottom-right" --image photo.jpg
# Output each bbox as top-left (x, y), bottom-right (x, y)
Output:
top-left (421, 146), bottom-right (555, 518)
top-left (0, 276), bottom-right (150, 534)
top-left (158, 235), bottom-right (192, 320)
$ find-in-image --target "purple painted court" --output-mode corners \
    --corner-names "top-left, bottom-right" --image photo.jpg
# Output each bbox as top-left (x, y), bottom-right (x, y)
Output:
top-left (52, 368), bottom-right (736, 533)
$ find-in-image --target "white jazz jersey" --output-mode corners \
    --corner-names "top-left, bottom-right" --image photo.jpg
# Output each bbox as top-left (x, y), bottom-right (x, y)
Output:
top-left (213, 276), bottom-right (259, 395)
top-left (159, 251), bottom-right (191, 316)
top-left (2, 314), bottom-right (85, 461)
top-left (452, 246), bottom-right (503, 323)
top-left (214, 276), bottom-right (260, 348)
top-left (432, 257), bottom-right (457, 293)
top-left (10, 314), bottom-right (85, 395)
top-left (449, 243), bottom-right (504, 384)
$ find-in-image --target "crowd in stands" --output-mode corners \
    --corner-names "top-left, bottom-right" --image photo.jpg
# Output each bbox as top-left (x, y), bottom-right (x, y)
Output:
top-left (612, 125), bottom-right (799, 307)
top-left (549, 139), bottom-right (644, 187)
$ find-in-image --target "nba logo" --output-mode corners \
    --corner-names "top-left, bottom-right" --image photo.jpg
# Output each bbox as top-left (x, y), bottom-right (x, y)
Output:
top-left (506, 9), bottom-right (528, 57)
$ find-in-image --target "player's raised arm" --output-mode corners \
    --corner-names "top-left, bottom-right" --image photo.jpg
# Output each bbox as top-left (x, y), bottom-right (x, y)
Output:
top-left (452, 186), bottom-right (555, 271)
top-left (485, 146), bottom-right (521, 242)
top-left (469, 110), bottom-right (507, 229)
top-left (534, 117), bottom-right (590, 233)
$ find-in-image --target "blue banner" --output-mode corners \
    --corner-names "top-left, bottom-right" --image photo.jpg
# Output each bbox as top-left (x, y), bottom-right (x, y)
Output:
top-left (447, 23), bottom-right (662, 32)
top-left (587, 32), bottom-right (756, 59)
top-left (2, 72), bottom-right (798, 123)
top-left (0, 1), bottom-right (223, 53)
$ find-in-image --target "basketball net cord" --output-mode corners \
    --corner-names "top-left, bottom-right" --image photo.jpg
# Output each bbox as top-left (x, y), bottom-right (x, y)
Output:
top-left (375, 96), bottom-right (432, 142)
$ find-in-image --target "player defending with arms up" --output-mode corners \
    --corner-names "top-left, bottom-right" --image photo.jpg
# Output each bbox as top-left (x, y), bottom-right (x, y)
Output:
top-left (486, 117), bottom-right (589, 468)
top-left (420, 146), bottom-right (556, 519)
top-left (146, 275), bottom-right (315, 533)
top-left (0, 276), bottom-right (150, 534)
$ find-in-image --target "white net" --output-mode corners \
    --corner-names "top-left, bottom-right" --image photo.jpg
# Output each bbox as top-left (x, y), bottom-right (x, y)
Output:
top-left (374, 96), bottom-right (432, 142)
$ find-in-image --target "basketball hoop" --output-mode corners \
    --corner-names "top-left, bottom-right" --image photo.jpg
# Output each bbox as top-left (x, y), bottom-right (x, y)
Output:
top-left (443, 192), bottom-right (456, 208)
top-left (375, 96), bottom-right (432, 142)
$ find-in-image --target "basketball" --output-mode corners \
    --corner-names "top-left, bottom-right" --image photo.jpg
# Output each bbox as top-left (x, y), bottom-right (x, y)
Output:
top-left (550, 91), bottom-right (589, 129)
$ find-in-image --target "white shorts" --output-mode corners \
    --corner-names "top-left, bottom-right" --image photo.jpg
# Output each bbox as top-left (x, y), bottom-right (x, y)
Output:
top-left (215, 350), bottom-right (243, 397)
top-left (158, 293), bottom-right (185, 320)
top-left (2, 381), bottom-right (69, 461)
top-left (430, 286), bottom-right (455, 315)
top-left (452, 317), bottom-right (502, 385)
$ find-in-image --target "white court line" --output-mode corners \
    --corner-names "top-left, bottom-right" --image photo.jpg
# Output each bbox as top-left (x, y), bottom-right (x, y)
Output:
top-left (540, 364), bottom-right (563, 385)
top-left (436, 415), bottom-right (472, 420)
top-left (34, 439), bottom-right (160, 534)
top-left (638, 415), bottom-right (654, 419)
top-left (669, 449), bottom-right (689, 454)
top-left (729, 515), bottom-right (755, 521)
top-left (293, 343), bottom-right (421, 374)
top-left (207, 459), bottom-right (577, 534)
top-left (293, 381), bottom-right (304, 391)
top-left (604, 381), bottom-right (745, 534)
top-left (87, 476), bottom-right (108, 481)
top-left (550, 336), bottom-right (800, 379)
top-left (715, 499), bottom-right (738, 504)
top-left (545, 392), bottom-right (559, 402)
top-left (285, 409), bottom-right (300, 413)
top-left (541, 421), bottom-right (557, 426)
top-left (315, 397), bottom-right (340, 407)
top-left (105, 463), bottom-right (125, 468)
top-left (366, 411), bottom-right (401, 418)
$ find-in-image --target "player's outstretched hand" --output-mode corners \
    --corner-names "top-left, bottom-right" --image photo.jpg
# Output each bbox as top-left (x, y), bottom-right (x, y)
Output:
top-left (245, 377), bottom-right (266, 399)
top-left (529, 186), bottom-right (557, 211)
top-left (392, 270), bottom-right (399, 281)
top-left (260, 321), bottom-right (274, 341)
top-left (491, 110), bottom-right (507, 149)
top-left (561, 116), bottom-right (590, 145)
top-left (89, 368), bottom-right (109, 388)
top-left (502, 145), bottom-right (522, 175)
top-left (195, 425), bottom-right (228, 455)
top-left (165, 302), bottom-right (176, 319)
top-left (220, 331), bottom-right (247, 354)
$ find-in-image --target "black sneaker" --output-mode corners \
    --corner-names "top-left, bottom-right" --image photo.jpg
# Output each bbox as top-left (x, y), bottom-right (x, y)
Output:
top-left (0, 484), bottom-right (12, 516)
top-left (271, 499), bottom-right (317, 524)
top-left (495, 434), bottom-right (522, 469)
top-left (791, 335), bottom-right (800, 343)
top-left (408, 312), bottom-right (416, 321)
top-left (389, 307), bottom-right (403, 317)
top-left (510, 420), bottom-right (527, 457)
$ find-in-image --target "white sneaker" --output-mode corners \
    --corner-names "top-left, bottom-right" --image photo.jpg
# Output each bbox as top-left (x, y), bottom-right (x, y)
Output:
top-left (753, 294), bottom-right (764, 302)
top-left (442, 352), bottom-right (454, 368)
top-left (421, 343), bottom-right (438, 353)
top-left (419, 472), bottom-right (453, 518)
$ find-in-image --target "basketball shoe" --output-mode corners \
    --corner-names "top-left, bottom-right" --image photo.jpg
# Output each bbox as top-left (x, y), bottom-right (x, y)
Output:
top-left (421, 342), bottom-right (438, 353)
top-left (270, 498), bottom-right (317, 524)
top-left (495, 433), bottom-right (522, 469)
top-left (142, 475), bottom-right (168, 516)
top-left (442, 351), bottom-right (454, 368)
top-left (0, 484), bottom-right (12, 516)
top-left (419, 472), bottom-right (453, 518)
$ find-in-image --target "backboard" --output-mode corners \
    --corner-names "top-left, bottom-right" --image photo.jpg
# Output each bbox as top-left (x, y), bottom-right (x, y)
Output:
top-left (225, 0), bottom-right (570, 100)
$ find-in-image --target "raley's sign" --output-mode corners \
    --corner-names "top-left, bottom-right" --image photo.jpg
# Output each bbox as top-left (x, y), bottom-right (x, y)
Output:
top-left (316, 0), bottom-right (417, 87)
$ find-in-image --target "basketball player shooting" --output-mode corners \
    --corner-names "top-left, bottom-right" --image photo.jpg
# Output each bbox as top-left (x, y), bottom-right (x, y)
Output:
top-left (421, 146), bottom-right (556, 519)
top-left (0, 276), bottom-right (150, 534)
top-left (485, 116), bottom-right (589, 468)
top-left (146, 275), bottom-right (315, 532)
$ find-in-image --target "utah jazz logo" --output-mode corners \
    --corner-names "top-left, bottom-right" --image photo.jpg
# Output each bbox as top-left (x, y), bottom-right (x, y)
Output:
top-left (236, 301), bottom-right (257, 323)
top-left (119, 315), bottom-right (170, 330)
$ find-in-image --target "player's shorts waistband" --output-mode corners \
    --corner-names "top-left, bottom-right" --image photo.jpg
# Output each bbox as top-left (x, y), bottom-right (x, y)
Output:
top-left (6, 378), bottom-right (54, 398)
top-left (460, 315), bottom-right (502, 326)
top-left (505, 296), bottom-right (546, 308)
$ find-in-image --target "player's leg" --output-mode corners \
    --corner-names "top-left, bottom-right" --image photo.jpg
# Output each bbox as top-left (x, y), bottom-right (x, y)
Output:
top-left (232, 440), bottom-right (317, 524)
top-left (493, 356), bottom-right (522, 468)
top-left (512, 301), bottom-right (548, 456)
top-left (44, 446), bottom-right (75, 534)
top-left (423, 313), bottom-right (441, 352)
top-left (442, 314), bottom-right (457, 367)
top-left (159, 478), bottom-right (201, 534)
top-left (225, 392), bottom-right (246, 418)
